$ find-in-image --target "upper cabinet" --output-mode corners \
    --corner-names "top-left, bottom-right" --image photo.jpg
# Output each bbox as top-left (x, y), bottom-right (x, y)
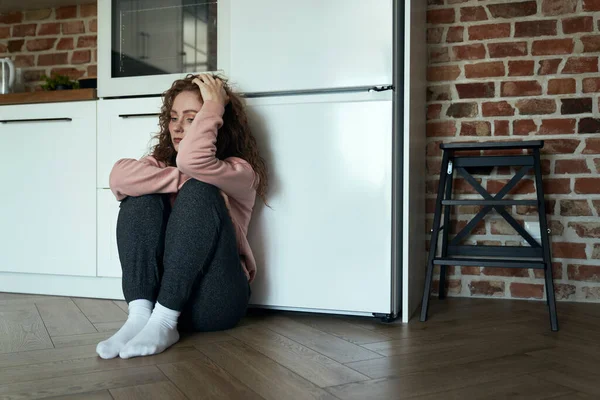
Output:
top-left (98, 0), bottom-right (393, 97)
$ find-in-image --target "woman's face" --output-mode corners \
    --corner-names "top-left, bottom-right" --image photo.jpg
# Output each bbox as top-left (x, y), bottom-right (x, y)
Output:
top-left (169, 90), bottom-right (203, 152)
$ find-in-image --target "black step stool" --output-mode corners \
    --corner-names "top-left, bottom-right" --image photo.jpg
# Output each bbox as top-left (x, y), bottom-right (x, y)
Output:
top-left (420, 140), bottom-right (558, 331)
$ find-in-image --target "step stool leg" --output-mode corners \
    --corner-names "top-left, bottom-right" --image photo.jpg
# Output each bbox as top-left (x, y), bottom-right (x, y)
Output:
top-left (439, 161), bottom-right (455, 300)
top-left (421, 151), bottom-right (451, 322)
top-left (533, 148), bottom-right (559, 332)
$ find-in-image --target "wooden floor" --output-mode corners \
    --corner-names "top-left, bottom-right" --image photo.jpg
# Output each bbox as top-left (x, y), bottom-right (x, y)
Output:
top-left (0, 293), bottom-right (598, 400)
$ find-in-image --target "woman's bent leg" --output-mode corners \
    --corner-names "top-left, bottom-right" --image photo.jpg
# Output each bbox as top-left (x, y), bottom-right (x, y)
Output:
top-left (97, 194), bottom-right (169, 359)
top-left (120, 179), bottom-right (248, 357)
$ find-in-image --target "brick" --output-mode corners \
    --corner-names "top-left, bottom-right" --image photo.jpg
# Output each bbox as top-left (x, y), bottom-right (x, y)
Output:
top-left (515, 20), bottom-right (557, 37)
top-left (494, 120), bottom-right (509, 136)
top-left (460, 6), bottom-right (488, 22)
top-left (569, 223), bottom-right (600, 239)
top-left (542, 139), bottom-right (580, 154)
top-left (25, 38), bottom-right (56, 51)
top-left (77, 35), bottom-right (97, 48)
top-left (483, 267), bottom-right (529, 277)
top-left (57, 37), bottom-right (74, 50)
top-left (548, 78), bottom-right (576, 95)
top-left (542, 0), bottom-right (576, 15)
top-left (87, 65), bottom-right (97, 78)
top-left (516, 99), bottom-right (556, 115)
top-left (568, 264), bottom-right (600, 282)
top-left (426, 141), bottom-right (443, 157)
top-left (513, 119), bottom-right (537, 135)
top-left (50, 67), bottom-right (85, 80)
top-left (562, 57), bottom-right (599, 74)
top-left (575, 178), bottom-right (600, 194)
top-left (461, 267), bottom-right (481, 275)
top-left (427, 158), bottom-right (442, 174)
top-left (427, 104), bottom-right (442, 120)
top-left (465, 61), bottom-right (504, 79)
top-left (429, 47), bottom-right (450, 64)
top-left (560, 200), bottom-right (593, 216)
top-left (25, 9), bottom-right (51, 21)
top-left (71, 50), bottom-right (91, 64)
top-left (0, 43), bottom-right (6, 53)
top-left (579, 118), bottom-right (600, 133)
top-left (563, 17), bottom-right (594, 34)
top-left (427, 28), bottom-right (443, 44)
top-left (446, 102), bottom-right (478, 118)
top-left (89, 19), bottom-right (97, 33)
top-left (583, 0), bottom-right (600, 11)
top-left (14, 55), bottom-right (34, 68)
top-left (489, 219), bottom-right (522, 235)
top-left (448, 0), bottom-right (470, 3)
top-left (456, 82), bottom-right (495, 99)
top-left (594, 243), bottom-right (600, 259)
top-left (0, 11), bottom-right (23, 24)
top-left (427, 121), bottom-right (457, 137)
top-left (431, 279), bottom-right (462, 296)
top-left (453, 44), bottom-right (486, 60)
top-left (554, 284), bottom-right (576, 300)
top-left (446, 26), bottom-right (464, 43)
top-left (583, 78), bottom-right (600, 93)
top-left (556, 160), bottom-right (591, 174)
top-left (468, 23), bottom-right (510, 41)
top-left (483, 101), bottom-right (514, 117)
top-left (596, 158), bottom-right (600, 173)
top-left (583, 287), bottom-right (600, 299)
top-left (427, 9), bottom-right (455, 24)
top-left (427, 65), bottom-right (461, 82)
top-left (38, 52), bottom-right (68, 66)
top-left (56, 6), bottom-right (77, 20)
top-left (469, 281), bottom-right (505, 297)
top-left (510, 283), bottom-right (544, 299)
top-left (562, 98), bottom-right (593, 115)
top-left (12, 23), bottom-right (37, 37)
top-left (488, 179), bottom-right (535, 195)
top-left (488, 1), bottom-right (537, 18)
top-left (509, 60), bottom-right (534, 77)
top-left (533, 262), bottom-right (562, 279)
top-left (22, 69), bottom-right (45, 82)
top-left (453, 180), bottom-right (485, 196)
top-left (81, 4), bottom-right (97, 17)
top-left (461, 121), bottom-right (491, 136)
top-left (538, 59), bottom-right (562, 75)
top-left (555, 242), bottom-right (588, 259)
top-left (0, 26), bottom-right (9, 39)
top-left (427, 85), bottom-right (452, 101)
top-left (581, 36), bottom-right (600, 53)
top-left (501, 81), bottom-right (542, 97)
top-left (62, 21), bottom-right (85, 35)
top-left (532, 39), bottom-right (574, 56)
top-left (488, 42), bottom-right (527, 58)
top-left (539, 119), bottom-right (576, 135)
top-left (583, 138), bottom-right (600, 153)
top-left (38, 23), bottom-right (60, 36)
top-left (543, 178), bottom-right (571, 194)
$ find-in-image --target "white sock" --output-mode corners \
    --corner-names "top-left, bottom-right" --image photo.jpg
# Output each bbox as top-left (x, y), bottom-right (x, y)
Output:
top-left (119, 302), bottom-right (180, 359)
top-left (96, 299), bottom-right (153, 359)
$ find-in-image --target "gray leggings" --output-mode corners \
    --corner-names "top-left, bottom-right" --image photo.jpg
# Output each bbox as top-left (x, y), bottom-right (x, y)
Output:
top-left (116, 179), bottom-right (251, 332)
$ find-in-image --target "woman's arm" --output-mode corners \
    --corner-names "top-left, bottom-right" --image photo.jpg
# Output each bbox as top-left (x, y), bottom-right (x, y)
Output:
top-left (176, 100), bottom-right (256, 201)
top-left (109, 156), bottom-right (189, 201)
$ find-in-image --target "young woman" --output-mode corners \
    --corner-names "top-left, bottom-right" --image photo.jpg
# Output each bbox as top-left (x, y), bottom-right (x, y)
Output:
top-left (96, 74), bottom-right (268, 359)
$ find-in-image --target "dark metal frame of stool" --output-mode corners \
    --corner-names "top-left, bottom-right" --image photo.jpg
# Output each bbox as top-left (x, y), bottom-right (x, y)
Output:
top-left (420, 140), bottom-right (558, 331)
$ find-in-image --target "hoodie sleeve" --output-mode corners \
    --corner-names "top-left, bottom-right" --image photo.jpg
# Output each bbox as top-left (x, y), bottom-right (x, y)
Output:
top-left (176, 100), bottom-right (257, 202)
top-left (109, 155), bottom-right (189, 201)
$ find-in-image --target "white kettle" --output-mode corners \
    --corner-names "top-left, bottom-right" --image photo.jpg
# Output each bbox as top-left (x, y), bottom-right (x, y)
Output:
top-left (1, 58), bottom-right (15, 95)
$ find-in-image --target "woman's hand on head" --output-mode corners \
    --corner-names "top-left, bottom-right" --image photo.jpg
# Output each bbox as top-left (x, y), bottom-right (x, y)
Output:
top-left (193, 74), bottom-right (230, 107)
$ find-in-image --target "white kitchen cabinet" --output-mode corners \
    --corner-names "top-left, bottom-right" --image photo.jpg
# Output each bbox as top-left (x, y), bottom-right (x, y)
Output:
top-left (97, 189), bottom-right (122, 278)
top-left (97, 97), bottom-right (163, 188)
top-left (0, 101), bottom-right (97, 276)
top-left (225, 0), bottom-right (393, 93)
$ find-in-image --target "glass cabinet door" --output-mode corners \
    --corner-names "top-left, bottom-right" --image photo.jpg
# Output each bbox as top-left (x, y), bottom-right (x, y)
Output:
top-left (112, 0), bottom-right (217, 78)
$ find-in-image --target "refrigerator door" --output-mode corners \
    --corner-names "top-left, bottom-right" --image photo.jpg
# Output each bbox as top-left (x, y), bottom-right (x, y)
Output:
top-left (226, 0), bottom-right (393, 93)
top-left (246, 90), bottom-right (393, 314)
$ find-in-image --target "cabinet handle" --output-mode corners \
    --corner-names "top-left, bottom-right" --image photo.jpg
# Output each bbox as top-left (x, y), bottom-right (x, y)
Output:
top-left (118, 113), bottom-right (160, 118)
top-left (0, 118), bottom-right (72, 124)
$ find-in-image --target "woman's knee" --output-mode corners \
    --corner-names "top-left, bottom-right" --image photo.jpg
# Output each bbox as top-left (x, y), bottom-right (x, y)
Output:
top-left (177, 179), bottom-right (222, 205)
top-left (120, 193), bottom-right (165, 211)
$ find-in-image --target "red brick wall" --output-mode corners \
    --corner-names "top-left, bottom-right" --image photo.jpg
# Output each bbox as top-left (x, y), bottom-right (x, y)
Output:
top-left (426, 0), bottom-right (600, 302)
top-left (0, 3), bottom-right (97, 92)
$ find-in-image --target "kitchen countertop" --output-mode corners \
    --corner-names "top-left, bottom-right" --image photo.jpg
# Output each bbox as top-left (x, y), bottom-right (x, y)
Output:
top-left (0, 89), bottom-right (97, 106)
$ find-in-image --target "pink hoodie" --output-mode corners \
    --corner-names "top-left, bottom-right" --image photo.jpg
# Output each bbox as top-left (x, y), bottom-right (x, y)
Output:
top-left (109, 100), bottom-right (258, 282)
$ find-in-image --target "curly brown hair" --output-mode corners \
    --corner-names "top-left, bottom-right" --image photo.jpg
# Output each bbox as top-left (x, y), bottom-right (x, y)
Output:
top-left (150, 74), bottom-right (268, 203)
